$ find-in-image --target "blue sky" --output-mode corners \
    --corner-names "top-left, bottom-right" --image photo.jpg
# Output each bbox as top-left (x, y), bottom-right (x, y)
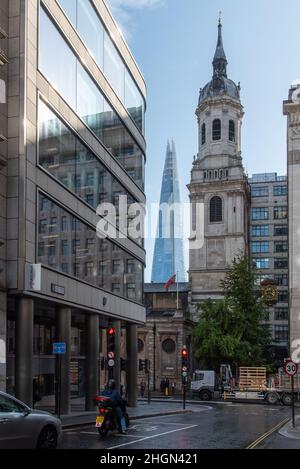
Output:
top-left (106, 0), bottom-right (300, 281)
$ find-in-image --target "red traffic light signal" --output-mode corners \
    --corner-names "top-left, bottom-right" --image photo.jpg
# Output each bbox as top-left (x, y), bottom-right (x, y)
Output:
top-left (108, 327), bottom-right (116, 336)
top-left (181, 347), bottom-right (188, 358)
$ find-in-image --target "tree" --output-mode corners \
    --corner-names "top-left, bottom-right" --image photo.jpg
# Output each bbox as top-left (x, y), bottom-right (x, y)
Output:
top-left (193, 254), bottom-right (271, 371)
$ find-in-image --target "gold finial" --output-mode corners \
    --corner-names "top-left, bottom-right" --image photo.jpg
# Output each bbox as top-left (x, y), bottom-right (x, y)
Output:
top-left (218, 11), bottom-right (222, 26)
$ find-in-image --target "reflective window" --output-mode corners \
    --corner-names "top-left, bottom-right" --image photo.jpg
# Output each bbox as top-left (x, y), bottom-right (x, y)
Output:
top-left (253, 258), bottom-right (269, 269)
top-left (274, 258), bottom-right (288, 269)
top-left (273, 185), bottom-right (288, 196)
top-left (104, 31), bottom-right (124, 101)
top-left (252, 208), bottom-right (269, 220)
top-left (38, 99), bottom-right (143, 245)
top-left (274, 225), bottom-right (288, 236)
top-left (39, 8), bottom-right (76, 109)
top-left (77, 62), bottom-right (104, 142)
top-left (274, 207), bottom-right (287, 220)
top-left (251, 186), bottom-right (269, 197)
top-left (274, 325), bottom-right (288, 343)
top-left (251, 242), bottom-right (269, 253)
top-left (78, 0), bottom-right (104, 69)
top-left (39, 8), bottom-right (145, 189)
top-left (274, 241), bottom-right (288, 253)
top-left (37, 194), bottom-right (143, 303)
top-left (252, 225), bottom-right (269, 237)
top-left (57, 0), bottom-right (145, 134)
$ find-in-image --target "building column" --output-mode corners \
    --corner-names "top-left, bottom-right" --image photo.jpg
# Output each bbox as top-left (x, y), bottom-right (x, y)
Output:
top-left (85, 314), bottom-right (99, 411)
top-left (56, 307), bottom-right (71, 415)
top-left (113, 320), bottom-right (121, 392)
top-left (15, 298), bottom-right (34, 406)
top-left (126, 324), bottom-right (137, 407)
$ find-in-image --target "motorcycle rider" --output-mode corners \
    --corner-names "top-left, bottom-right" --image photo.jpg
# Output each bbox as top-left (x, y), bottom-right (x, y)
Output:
top-left (101, 379), bottom-right (127, 434)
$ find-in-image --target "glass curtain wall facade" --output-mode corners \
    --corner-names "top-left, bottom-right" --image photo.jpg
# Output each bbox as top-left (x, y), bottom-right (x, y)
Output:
top-left (151, 140), bottom-right (186, 283)
top-left (39, 7), bottom-right (145, 190)
top-left (58, 0), bottom-right (145, 134)
top-left (37, 193), bottom-right (143, 303)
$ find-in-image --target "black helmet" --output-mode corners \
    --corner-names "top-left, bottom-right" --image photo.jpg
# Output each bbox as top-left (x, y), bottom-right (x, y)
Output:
top-left (108, 379), bottom-right (116, 390)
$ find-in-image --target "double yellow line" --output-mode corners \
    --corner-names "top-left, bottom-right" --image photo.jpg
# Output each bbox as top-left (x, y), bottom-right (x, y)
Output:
top-left (246, 417), bottom-right (290, 449)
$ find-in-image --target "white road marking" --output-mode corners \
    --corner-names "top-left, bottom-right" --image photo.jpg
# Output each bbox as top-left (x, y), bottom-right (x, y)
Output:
top-left (107, 424), bottom-right (198, 449)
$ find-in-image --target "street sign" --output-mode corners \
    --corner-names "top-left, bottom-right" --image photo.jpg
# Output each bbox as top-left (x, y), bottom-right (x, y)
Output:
top-left (182, 371), bottom-right (187, 377)
top-left (284, 360), bottom-right (298, 376)
top-left (108, 351), bottom-right (115, 359)
top-left (108, 359), bottom-right (115, 367)
top-left (53, 342), bottom-right (66, 355)
top-left (182, 366), bottom-right (188, 372)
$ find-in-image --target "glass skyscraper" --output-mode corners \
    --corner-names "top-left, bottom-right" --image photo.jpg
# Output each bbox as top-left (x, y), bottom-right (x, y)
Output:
top-left (151, 140), bottom-right (186, 283)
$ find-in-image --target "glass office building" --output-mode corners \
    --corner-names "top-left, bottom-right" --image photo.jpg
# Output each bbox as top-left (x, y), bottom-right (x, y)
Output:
top-left (0, 0), bottom-right (146, 411)
top-left (151, 140), bottom-right (186, 283)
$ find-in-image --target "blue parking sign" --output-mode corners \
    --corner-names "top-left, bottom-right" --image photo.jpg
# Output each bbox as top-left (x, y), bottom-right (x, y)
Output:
top-left (53, 342), bottom-right (66, 354)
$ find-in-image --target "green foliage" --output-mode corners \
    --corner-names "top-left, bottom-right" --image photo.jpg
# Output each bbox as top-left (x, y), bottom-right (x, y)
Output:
top-left (193, 254), bottom-right (271, 371)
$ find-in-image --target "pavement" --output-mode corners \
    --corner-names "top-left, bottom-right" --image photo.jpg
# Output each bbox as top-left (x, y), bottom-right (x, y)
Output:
top-left (279, 415), bottom-right (300, 440)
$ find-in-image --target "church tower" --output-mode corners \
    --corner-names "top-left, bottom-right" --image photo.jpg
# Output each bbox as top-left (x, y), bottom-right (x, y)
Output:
top-left (188, 18), bottom-right (250, 316)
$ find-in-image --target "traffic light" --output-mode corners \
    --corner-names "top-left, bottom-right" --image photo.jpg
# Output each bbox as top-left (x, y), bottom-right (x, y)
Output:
top-left (139, 359), bottom-right (150, 372)
top-left (107, 327), bottom-right (116, 358)
top-left (120, 358), bottom-right (126, 371)
top-left (181, 346), bottom-right (189, 372)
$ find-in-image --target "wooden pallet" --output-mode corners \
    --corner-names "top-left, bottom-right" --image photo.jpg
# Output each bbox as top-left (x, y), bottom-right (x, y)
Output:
top-left (239, 367), bottom-right (267, 391)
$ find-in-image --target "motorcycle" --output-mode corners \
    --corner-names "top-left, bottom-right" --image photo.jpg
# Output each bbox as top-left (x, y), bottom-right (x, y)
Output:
top-left (94, 396), bottom-right (130, 437)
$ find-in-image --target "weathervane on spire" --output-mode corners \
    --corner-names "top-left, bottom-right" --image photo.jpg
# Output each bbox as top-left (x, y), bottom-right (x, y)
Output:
top-left (218, 11), bottom-right (222, 26)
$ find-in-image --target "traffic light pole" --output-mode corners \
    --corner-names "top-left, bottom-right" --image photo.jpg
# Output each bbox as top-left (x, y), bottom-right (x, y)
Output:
top-left (183, 376), bottom-right (186, 410)
top-left (147, 369), bottom-right (151, 405)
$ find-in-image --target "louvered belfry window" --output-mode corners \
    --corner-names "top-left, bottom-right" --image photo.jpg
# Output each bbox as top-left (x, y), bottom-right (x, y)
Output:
top-left (210, 196), bottom-right (222, 222)
top-left (212, 119), bottom-right (221, 140)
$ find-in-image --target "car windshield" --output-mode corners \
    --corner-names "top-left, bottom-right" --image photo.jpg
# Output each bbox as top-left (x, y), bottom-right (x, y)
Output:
top-left (0, 394), bottom-right (26, 413)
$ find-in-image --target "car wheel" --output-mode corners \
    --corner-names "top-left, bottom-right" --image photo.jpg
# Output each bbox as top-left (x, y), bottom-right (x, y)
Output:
top-left (37, 425), bottom-right (58, 449)
top-left (265, 392), bottom-right (279, 405)
top-left (199, 390), bottom-right (212, 401)
top-left (281, 393), bottom-right (292, 406)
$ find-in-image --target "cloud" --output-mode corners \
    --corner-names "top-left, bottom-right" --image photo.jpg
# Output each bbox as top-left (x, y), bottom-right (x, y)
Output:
top-left (106, 0), bottom-right (164, 41)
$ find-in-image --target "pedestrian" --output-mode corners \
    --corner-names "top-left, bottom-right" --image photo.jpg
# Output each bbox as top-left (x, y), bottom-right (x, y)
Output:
top-left (160, 378), bottom-right (165, 394)
top-left (140, 381), bottom-right (145, 398)
top-left (171, 381), bottom-right (176, 396)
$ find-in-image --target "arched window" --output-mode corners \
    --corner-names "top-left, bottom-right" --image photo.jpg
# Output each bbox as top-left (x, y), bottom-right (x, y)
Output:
top-left (229, 120), bottom-right (235, 142)
top-left (203, 171), bottom-right (207, 180)
top-left (219, 169), bottom-right (223, 179)
top-left (209, 170), bottom-right (212, 179)
top-left (210, 196), bottom-right (222, 222)
top-left (212, 119), bottom-right (221, 141)
top-left (201, 123), bottom-right (206, 145)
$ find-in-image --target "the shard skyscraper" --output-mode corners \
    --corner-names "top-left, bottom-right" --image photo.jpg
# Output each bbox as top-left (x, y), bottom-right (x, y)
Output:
top-left (151, 140), bottom-right (186, 283)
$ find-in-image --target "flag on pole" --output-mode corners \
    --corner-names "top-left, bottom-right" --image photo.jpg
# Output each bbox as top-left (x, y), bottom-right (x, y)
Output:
top-left (164, 274), bottom-right (176, 291)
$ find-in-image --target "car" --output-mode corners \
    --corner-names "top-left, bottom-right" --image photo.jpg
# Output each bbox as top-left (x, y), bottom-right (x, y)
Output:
top-left (0, 391), bottom-right (62, 449)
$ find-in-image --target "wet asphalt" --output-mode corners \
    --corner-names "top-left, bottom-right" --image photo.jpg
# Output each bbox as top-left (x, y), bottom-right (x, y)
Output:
top-left (62, 403), bottom-right (295, 449)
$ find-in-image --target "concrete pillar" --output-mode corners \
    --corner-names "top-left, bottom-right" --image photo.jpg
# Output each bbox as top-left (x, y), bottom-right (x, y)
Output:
top-left (126, 324), bottom-right (137, 407)
top-left (113, 320), bottom-right (121, 392)
top-left (56, 307), bottom-right (71, 415)
top-left (85, 314), bottom-right (99, 411)
top-left (15, 298), bottom-right (34, 406)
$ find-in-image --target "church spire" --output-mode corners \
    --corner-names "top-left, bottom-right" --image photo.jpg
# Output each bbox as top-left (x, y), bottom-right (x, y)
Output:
top-left (213, 13), bottom-right (227, 78)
